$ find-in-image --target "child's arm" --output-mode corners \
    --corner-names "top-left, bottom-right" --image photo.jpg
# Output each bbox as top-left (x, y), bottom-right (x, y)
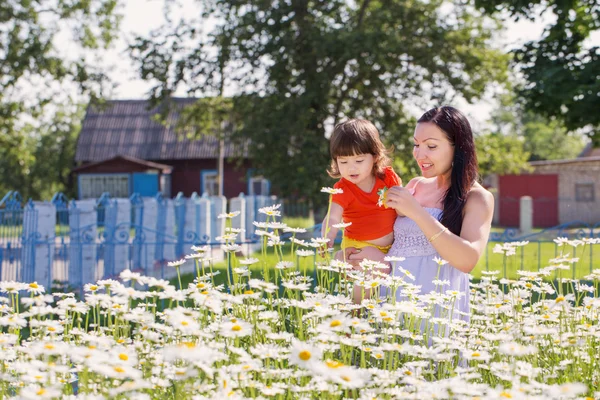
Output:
top-left (321, 202), bottom-right (343, 249)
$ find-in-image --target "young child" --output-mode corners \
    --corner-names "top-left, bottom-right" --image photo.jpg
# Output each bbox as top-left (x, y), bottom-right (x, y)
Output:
top-left (321, 119), bottom-right (402, 285)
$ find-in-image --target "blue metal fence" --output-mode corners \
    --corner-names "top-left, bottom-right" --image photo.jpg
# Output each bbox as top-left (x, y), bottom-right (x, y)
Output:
top-left (2, 190), bottom-right (599, 290)
top-left (483, 222), bottom-right (600, 278)
top-left (0, 191), bottom-right (262, 291)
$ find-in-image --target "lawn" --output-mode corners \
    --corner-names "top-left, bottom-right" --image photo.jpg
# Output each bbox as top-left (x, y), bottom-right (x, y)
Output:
top-left (174, 239), bottom-right (599, 289)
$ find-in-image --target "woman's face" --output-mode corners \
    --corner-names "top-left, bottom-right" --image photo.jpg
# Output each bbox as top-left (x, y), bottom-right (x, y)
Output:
top-left (412, 122), bottom-right (454, 178)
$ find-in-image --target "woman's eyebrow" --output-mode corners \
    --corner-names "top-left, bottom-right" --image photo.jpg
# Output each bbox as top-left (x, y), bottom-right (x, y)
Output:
top-left (413, 137), bottom-right (441, 142)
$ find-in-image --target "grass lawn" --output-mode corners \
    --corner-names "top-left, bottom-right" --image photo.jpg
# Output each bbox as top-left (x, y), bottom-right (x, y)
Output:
top-left (174, 239), bottom-right (600, 289)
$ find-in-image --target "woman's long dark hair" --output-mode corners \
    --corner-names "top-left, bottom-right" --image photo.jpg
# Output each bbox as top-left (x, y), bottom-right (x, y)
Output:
top-left (417, 106), bottom-right (478, 236)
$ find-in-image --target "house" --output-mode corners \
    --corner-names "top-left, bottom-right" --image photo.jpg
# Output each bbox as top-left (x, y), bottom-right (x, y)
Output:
top-left (73, 99), bottom-right (270, 199)
top-left (492, 147), bottom-right (600, 227)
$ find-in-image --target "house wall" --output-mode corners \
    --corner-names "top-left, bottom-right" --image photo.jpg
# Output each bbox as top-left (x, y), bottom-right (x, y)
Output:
top-left (164, 159), bottom-right (252, 198)
top-left (75, 159), bottom-right (159, 174)
top-left (533, 161), bottom-right (600, 225)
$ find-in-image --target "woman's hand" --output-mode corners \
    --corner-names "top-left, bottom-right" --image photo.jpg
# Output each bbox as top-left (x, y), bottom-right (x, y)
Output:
top-left (385, 185), bottom-right (423, 219)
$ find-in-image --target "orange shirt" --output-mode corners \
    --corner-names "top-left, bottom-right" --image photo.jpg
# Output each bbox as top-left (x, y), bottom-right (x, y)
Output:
top-left (332, 167), bottom-right (402, 241)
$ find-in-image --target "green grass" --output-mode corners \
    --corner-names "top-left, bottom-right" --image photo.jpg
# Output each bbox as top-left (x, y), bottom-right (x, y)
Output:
top-left (281, 216), bottom-right (315, 229)
top-left (173, 240), bottom-right (600, 289)
top-left (475, 241), bottom-right (599, 280)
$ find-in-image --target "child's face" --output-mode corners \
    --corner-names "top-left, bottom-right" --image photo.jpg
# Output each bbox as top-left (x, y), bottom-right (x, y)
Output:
top-left (412, 122), bottom-right (454, 178)
top-left (336, 153), bottom-right (376, 191)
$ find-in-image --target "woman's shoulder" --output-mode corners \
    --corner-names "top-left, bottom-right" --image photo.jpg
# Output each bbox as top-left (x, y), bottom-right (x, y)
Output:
top-left (466, 183), bottom-right (494, 210)
top-left (405, 176), bottom-right (428, 188)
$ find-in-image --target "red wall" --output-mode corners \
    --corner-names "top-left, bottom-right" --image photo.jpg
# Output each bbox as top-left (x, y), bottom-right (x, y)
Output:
top-left (498, 174), bottom-right (558, 228)
top-left (164, 159), bottom-right (251, 198)
top-left (75, 158), bottom-right (254, 198)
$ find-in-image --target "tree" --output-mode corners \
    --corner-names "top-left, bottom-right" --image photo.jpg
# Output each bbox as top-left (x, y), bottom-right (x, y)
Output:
top-left (475, 132), bottom-right (531, 179)
top-left (490, 93), bottom-right (588, 162)
top-left (130, 0), bottom-right (509, 203)
top-left (476, 0), bottom-right (600, 145)
top-left (0, 0), bottom-right (121, 199)
top-left (0, 106), bottom-right (83, 200)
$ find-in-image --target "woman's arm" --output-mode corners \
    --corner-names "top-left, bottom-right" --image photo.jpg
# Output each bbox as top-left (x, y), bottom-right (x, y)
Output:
top-left (385, 186), bottom-right (494, 273)
top-left (410, 188), bottom-right (493, 273)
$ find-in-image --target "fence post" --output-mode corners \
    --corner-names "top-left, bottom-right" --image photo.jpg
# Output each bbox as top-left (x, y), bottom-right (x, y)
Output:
top-left (100, 197), bottom-right (119, 278)
top-left (208, 193), bottom-right (226, 243)
top-left (51, 193), bottom-right (70, 286)
top-left (185, 193), bottom-right (211, 246)
top-left (111, 198), bottom-right (131, 277)
top-left (28, 201), bottom-right (55, 289)
top-left (142, 197), bottom-right (158, 276)
top-left (174, 193), bottom-right (186, 257)
top-left (69, 200), bottom-right (98, 288)
top-left (164, 197), bottom-right (176, 261)
top-left (245, 195), bottom-right (256, 235)
top-left (229, 193), bottom-right (247, 241)
top-left (520, 196), bottom-right (533, 235)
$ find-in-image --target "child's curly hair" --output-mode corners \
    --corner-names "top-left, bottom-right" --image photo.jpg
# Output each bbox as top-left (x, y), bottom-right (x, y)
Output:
top-left (327, 119), bottom-right (393, 179)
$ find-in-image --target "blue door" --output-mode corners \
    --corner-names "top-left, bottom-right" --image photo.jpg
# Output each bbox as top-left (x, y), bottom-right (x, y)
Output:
top-left (132, 173), bottom-right (159, 197)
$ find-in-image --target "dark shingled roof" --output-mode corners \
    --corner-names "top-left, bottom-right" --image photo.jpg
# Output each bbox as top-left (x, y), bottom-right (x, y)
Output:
top-left (75, 98), bottom-right (248, 162)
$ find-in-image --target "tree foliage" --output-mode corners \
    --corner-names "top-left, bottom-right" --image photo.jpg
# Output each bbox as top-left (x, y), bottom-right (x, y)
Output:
top-left (131, 0), bottom-right (509, 202)
top-left (0, 0), bottom-right (121, 199)
top-left (475, 133), bottom-right (531, 178)
top-left (476, 0), bottom-right (600, 144)
top-left (490, 93), bottom-right (588, 162)
top-left (0, 106), bottom-right (83, 200)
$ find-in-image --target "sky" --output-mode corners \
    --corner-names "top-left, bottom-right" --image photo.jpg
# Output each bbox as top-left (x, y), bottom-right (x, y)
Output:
top-left (103, 0), bottom-right (600, 132)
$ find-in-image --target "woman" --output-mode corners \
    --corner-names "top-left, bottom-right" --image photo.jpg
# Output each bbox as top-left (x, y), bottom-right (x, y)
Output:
top-left (349, 106), bottom-right (494, 318)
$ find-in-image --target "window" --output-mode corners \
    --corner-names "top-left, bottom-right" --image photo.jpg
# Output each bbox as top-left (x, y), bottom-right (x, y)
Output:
top-left (201, 170), bottom-right (219, 196)
top-left (249, 176), bottom-right (270, 196)
top-left (575, 183), bottom-right (595, 202)
top-left (79, 174), bottom-right (129, 199)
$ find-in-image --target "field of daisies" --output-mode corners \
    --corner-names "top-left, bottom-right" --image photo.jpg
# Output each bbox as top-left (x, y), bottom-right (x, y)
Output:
top-left (1, 199), bottom-right (600, 399)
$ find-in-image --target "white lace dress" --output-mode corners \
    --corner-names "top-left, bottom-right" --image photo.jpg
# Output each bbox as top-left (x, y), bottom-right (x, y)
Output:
top-left (386, 207), bottom-right (470, 322)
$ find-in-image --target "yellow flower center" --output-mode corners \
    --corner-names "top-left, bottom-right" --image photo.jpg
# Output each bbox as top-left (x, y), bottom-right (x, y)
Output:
top-left (244, 290), bottom-right (254, 295)
top-left (299, 350), bottom-right (312, 361)
top-left (472, 352), bottom-right (480, 357)
top-left (330, 320), bottom-right (342, 328)
top-left (231, 325), bottom-right (242, 332)
top-left (29, 283), bottom-right (39, 289)
top-left (114, 366), bottom-right (125, 373)
top-left (404, 370), bottom-right (412, 375)
top-left (325, 360), bottom-right (344, 369)
top-left (181, 321), bottom-right (189, 326)
top-left (196, 283), bottom-right (206, 288)
top-left (44, 344), bottom-right (55, 350)
top-left (90, 285), bottom-right (98, 291)
top-left (499, 392), bottom-right (512, 398)
top-left (341, 375), bottom-right (351, 382)
top-left (48, 327), bottom-right (56, 332)
top-left (119, 353), bottom-right (129, 361)
top-left (36, 389), bottom-right (46, 395)
top-left (555, 296), bottom-right (565, 303)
